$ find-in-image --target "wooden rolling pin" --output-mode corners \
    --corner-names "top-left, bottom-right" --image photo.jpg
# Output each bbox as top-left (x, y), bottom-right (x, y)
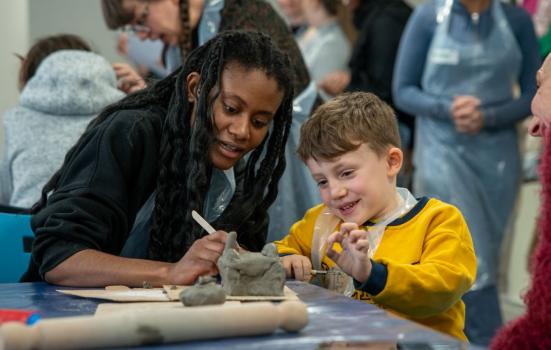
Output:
top-left (0, 301), bottom-right (308, 350)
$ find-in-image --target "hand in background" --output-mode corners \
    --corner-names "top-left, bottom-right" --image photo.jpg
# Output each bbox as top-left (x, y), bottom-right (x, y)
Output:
top-left (326, 222), bottom-right (372, 283)
top-left (451, 95), bottom-right (484, 134)
top-left (281, 254), bottom-right (313, 281)
top-left (116, 33), bottom-right (129, 57)
top-left (113, 62), bottom-right (146, 94)
top-left (318, 71), bottom-right (351, 96)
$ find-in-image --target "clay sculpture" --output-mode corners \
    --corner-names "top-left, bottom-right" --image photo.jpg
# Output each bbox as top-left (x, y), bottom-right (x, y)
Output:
top-left (217, 231), bottom-right (285, 296)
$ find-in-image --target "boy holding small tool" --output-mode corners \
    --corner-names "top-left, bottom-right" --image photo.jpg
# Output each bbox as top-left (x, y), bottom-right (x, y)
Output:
top-left (274, 92), bottom-right (476, 340)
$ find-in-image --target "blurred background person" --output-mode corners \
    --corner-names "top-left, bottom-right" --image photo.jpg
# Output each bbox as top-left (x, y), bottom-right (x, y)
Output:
top-left (318, 0), bottom-right (414, 188)
top-left (393, 0), bottom-right (540, 345)
top-left (116, 32), bottom-right (167, 80)
top-left (277, 0), bottom-right (308, 35)
top-left (101, 0), bottom-right (310, 95)
top-left (0, 34), bottom-right (125, 209)
top-left (297, 0), bottom-right (353, 97)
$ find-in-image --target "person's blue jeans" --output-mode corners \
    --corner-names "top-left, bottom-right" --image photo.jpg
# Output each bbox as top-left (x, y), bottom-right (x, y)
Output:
top-left (463, 285), bottom-right (503, 346)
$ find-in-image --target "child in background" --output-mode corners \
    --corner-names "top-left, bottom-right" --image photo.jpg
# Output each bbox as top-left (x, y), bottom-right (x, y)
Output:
top-left (275, 92), bottom-right (476, 340)
top-left (0, 34), bottom-right (124, 208)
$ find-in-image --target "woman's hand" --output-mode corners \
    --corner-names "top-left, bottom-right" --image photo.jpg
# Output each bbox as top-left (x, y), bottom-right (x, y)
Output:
top-left (167, 231), bottom-right (228, 285)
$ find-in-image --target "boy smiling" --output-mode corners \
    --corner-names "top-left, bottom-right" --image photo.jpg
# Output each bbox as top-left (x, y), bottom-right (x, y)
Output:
top-left (275, 92), bottom-right (476, 340)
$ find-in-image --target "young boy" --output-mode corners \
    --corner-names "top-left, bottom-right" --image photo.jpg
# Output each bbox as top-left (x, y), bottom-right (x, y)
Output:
top-left (275, 92), bottom-right (477, 340)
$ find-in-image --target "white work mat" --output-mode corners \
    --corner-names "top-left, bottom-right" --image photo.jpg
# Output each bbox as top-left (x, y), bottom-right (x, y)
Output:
top-left (163, 285), bottom-right (299, 301)
top-left (58, 285), bottom-right (298, 302)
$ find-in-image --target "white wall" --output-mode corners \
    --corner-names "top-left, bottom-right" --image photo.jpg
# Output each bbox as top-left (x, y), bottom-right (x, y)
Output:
top-left (28, 0), bottom-right (122, 63)
top-left (0, 1), bottom-right (29, 154)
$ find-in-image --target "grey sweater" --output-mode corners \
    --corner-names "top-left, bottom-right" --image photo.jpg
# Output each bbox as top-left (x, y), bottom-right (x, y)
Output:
top-left (0, 50), bottom-right (125, 208)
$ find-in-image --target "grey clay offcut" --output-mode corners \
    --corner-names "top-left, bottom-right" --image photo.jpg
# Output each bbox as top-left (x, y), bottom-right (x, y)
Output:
top-left (179, 275), bottom-right (226, 306)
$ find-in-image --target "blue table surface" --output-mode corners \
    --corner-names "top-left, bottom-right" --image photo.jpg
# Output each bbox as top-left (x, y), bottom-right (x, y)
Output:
top-left (0, 281), bottom-right (477, 350)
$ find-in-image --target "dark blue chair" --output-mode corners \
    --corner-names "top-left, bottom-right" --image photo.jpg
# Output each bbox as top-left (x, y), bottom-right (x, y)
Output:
top-left (0, 206), bottom-right (32, 283)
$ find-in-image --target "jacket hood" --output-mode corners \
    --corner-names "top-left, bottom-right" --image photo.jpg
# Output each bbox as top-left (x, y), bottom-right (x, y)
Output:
top-left (19, 50), bottom-right (125, 116)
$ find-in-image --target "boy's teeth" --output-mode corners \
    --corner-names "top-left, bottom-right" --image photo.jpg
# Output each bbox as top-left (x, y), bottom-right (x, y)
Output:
top-left (342, 202), bottom-right (354, 210)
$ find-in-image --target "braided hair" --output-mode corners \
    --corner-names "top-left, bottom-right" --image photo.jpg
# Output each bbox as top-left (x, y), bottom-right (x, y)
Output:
top-left (178, 0), bottom-right (193, 63)
top-left (33, 30), bottom-right (294, 262)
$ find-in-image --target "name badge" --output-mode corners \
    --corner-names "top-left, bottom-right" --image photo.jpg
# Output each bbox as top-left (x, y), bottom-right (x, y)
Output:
top-left (429, 48), bottom-right (460, 65)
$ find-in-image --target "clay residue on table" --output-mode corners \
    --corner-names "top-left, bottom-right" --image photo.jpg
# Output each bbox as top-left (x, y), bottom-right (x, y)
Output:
top-left (136, 324), bottom-right (164, 345)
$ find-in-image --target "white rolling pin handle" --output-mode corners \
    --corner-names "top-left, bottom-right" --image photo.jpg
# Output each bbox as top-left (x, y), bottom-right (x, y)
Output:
top-left (0, 301), bottom-right (308, 350)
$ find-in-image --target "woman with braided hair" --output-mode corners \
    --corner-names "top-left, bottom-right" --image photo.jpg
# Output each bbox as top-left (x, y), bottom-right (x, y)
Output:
top-left (23, 31), bottom-right (294, 287)
top-left (101, 0), bottom-right (310, 96)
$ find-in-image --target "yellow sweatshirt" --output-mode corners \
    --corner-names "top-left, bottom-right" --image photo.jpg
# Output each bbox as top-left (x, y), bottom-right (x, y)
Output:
top-left (275, 197), bottom-right (476, 340)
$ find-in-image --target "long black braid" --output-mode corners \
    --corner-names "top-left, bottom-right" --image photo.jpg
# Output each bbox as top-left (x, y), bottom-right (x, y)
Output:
top-left (33, 31), bottom-right (294, 263)
top-left (178, 0), bottom-right (193, 63)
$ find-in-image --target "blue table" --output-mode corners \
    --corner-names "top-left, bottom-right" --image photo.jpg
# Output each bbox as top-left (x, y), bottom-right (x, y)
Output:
top-left (0, 281), bottom-right (471, 349)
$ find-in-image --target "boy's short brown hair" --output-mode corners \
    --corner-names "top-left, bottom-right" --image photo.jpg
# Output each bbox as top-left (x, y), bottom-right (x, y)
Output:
top-left (297, 92), bottom-right (401, 161)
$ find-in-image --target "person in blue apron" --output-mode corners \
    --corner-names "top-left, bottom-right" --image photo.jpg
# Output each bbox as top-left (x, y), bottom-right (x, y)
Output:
top-left (393, 0), bottom-right (540, 345)
top-left (23, 31), bottom-right (295, 289)
top-left (101, 0), bottom-right (310, 97)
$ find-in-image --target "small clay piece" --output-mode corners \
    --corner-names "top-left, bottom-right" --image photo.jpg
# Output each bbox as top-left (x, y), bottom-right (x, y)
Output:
top-left (179, 275), bottom-right (226, 307)
top-left (217, 231), bottom-right (285, 296)
top-left (142, 281), bottom-right (152, 289)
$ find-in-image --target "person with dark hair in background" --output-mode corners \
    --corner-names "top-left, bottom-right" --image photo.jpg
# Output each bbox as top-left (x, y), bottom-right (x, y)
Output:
top-left (23, 31), bottom-right (294, 288)
top-left (100, 0), bottom-right (310, 96)
top-left (0, 34), bottom-right (124, 209)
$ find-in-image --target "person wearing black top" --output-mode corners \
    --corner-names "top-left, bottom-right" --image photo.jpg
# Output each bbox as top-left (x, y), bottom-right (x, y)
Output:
top-left (25, 31), bottom-right (294, 288)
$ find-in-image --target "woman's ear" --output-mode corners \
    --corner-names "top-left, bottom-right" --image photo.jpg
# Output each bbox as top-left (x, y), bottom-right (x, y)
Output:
top-left (186, 72), bottom-right (200, 103)
top-left (386, 147), bottom-right (403, 177)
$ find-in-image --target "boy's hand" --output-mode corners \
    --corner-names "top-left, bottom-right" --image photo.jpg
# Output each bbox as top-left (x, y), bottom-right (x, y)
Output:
top-left (281, 254), bottom-right (313, 281)
top-left (326, 223), bottom-right (372, 283)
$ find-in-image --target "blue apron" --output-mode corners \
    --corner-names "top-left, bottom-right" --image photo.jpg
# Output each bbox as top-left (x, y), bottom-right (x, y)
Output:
top-left (415, 0), bottom-right (522, 290)
top-left (267, 82), bottom-right (321, 242)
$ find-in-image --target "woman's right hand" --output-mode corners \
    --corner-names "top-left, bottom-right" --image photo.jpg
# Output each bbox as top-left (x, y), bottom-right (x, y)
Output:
top-left (167, 231), bottom-right (227, 285)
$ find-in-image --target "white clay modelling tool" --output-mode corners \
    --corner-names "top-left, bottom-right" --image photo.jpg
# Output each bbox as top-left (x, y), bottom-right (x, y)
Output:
top-left (0, 301), bottom-right (308, 350)
top-left (310, 270), bottom-right (327, 276)
top-left (191, 210), bottom-right (216, 234)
